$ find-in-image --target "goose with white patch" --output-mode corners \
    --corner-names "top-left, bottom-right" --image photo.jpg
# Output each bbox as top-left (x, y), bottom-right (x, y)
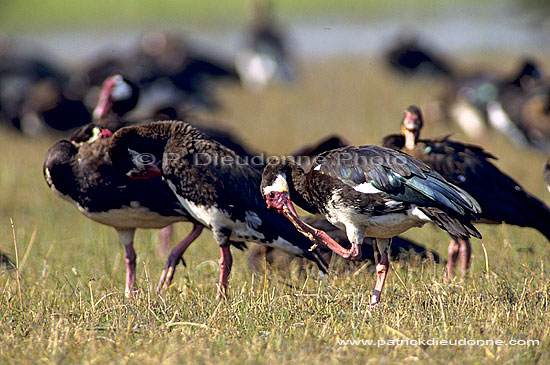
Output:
top-left (250, 134), bottom-right (442, 270)
top-left (247, 215), bottom-right (441, 273)
top-left (261, 146), bottom-right (481, 305)
top-left (442, 58), bottom-right (544, 142)
top-left (382, 105), bottom-right (550, 277)
top-left (236, 0), bottom-right (296, 90)
top-left (108, 120), bottom-right (328, 299)
top-left (43, 75), bottom-right (210, 297)
top-left (489, 85), bottom-right (550, 152)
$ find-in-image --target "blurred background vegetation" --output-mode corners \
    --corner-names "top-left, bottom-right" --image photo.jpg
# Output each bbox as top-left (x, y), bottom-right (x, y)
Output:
top-left (1, 0), bottom-right (548, 30)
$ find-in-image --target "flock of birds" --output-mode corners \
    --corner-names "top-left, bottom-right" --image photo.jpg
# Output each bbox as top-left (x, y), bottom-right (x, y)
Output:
top-left (388, 36), bottom-right (550, 152)
top-left (2, 29), bottom-right (549, 152)
top-left (0, 2), bottom-right (294, 136)
top-left (2, 13), bottom-right (550, 306)
top-left (37, 70), bottom-right (549, 306)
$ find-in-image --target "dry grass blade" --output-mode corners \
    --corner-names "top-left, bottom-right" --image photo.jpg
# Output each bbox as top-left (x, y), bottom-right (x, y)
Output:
top-left (0, 57), bottom-right (549, 363)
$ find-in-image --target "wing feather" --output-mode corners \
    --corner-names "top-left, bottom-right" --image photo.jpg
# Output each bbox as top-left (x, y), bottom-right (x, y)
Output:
top-left (313, 145), bottom-right (481, 217)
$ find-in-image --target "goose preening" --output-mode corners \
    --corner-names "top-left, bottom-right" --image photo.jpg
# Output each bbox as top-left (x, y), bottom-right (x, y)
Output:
top-left (43, 126), bottom-right (195, 297)
top-left (247, 215), bottom-right (441, 273)
top-left (43, 75), bottom-right (203, 297)
top-left (250, 134), bottom-right (441, 271)
top-left (260, 145), bottom-right (481, 305)
top-left (107, 120), bottom-right (328, 299)
top-left (382, 105), bottom-right (550, 277)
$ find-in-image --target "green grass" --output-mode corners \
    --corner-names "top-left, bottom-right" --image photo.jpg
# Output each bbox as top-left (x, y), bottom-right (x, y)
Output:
top-left (0, 0), bottom-right (500, 30)
top-left (1, 56), bottom-right (550, 363)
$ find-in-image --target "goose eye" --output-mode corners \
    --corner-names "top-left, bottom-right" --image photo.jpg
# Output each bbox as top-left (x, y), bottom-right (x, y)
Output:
top-left (269, 192), bottom-right (275, 199)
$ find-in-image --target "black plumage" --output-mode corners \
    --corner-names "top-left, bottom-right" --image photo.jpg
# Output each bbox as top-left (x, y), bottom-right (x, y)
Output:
top-left (43, 75), bottom-right (201, 297)
top-left (491, 86), bottom-right (550, 151)
top-left (289, 135), bottom-right (350, 172)
top-left (108, 120), bottom-right (328, 299)
top-left (236, 0), bottom-right (296, 89)
top-left (309, 146), bottom-right (481, 237)
top-left (93, 75), bottom-right (263, 170)
top-left (44, 123), bottom-right (191, 297)
top-left (0, 40), bottom-right (71, 132)
top-left (136, 31), bottom-right (240, 110)
top-left (14, 77), bottom-right (91, 134)
top-left (260, 143), bottom-right (481, 305)
top-left (92, 75), bottom-right (140, 122)
top-left (442, 58), bottom-right (545, 143)
top-left (382, 105), bottom-right (550, 277)
top-left (385, 36), bottom-right (453, 78)
top-left (252, 134), bottom-right (443, 269)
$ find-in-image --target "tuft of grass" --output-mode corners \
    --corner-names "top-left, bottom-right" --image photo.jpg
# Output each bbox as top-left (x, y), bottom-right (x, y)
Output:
top-left (1, 56), bottom-right (550, 362)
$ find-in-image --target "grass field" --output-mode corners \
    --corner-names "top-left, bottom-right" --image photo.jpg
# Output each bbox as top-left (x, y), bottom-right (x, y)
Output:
top-left (1, 57), bottom-right (550, 363)
top-left (0, 0), bottom-right (499, 30)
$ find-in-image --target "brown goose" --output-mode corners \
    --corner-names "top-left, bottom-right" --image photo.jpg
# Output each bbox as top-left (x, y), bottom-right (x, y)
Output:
top-left (260, 145), bottom-right (481, 305)
top-left (382, 105), bottom-right (550, 277)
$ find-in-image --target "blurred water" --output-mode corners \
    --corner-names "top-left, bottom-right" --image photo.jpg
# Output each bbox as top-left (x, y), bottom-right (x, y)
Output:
top-left (10, 2), bottom-right (550, 66)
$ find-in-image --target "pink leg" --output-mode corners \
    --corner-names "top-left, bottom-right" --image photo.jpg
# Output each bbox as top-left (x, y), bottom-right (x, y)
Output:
top-left (459, 238), bottom-right (471, 277)
top-left (157, 223), bottom-right (204, 293)
top-left (372, 239), bottom-right (379, 265)
top-left (282, 205), bottom-right (361, 260)
top-left (446, 237), bottom-right (460, 279)
top-left (125, 243), bottom-right (137, 298)
top-left (312, 228), bottom-right (362, 260)
top-left (158, 225), bottom-right (173, 257)
top-left (371, 252), bottom-right (389, 306)
top-left (216, 246), bottom-right (233, 301)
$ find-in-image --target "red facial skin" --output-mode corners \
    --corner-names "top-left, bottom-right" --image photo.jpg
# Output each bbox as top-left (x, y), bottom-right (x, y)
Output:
top-left (403, 110), bottom-right (421, 131)
top-left (265, 191), bottom-right (290, 214)
top-left (402, 110), bottom-right (422, 150)
top-left (128, 165), bottom-right (163, 180)
top-left (93, 75), bottom-right (120, 120)
top-left (100, 129), bottom-right (113, 139)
